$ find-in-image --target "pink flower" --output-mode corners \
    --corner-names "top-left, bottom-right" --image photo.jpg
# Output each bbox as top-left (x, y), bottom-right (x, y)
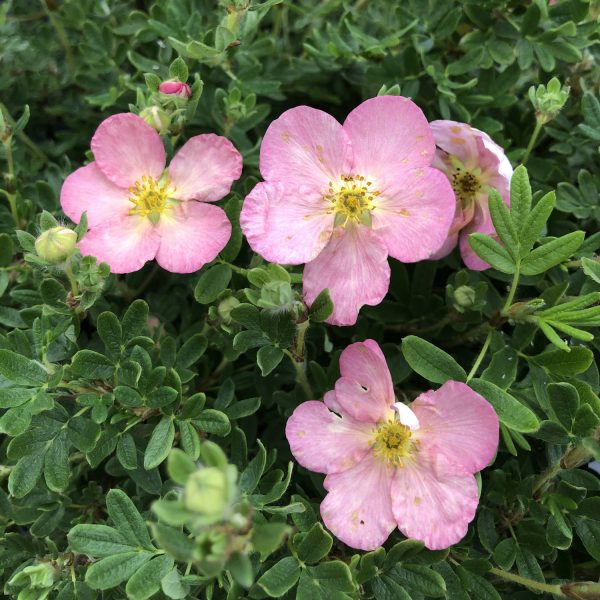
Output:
top-left (430, 120), bottom-right (513, 270)
top-left (60, 113), bottom-right (242, 274)
top-left (158, 81), bottom-right (192, 98)
top-left (285, 340), bottom-right (499, 551)
top-left (240, 97), bottom-right (455, 326)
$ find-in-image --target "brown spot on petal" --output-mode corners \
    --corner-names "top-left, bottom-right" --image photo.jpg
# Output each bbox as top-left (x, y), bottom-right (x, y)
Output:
top-left (450, 125), bottom-right (461, 134)
top-left (414, 496), bottom-right (421, 505)
top-left (281, 132), bottom-right (290, 142)
top-left (397, 209), bottom-right (410, 216)
top-left (451, 137), bottom-right (466, 145)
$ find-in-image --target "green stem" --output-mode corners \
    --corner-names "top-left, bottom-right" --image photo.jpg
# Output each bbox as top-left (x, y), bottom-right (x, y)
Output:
top-left (294, 319), bottom-right (310, 359)
top-left (283, 349), bottom-right (313, 399)
top-left (219, 259), bottom-right (248, 276)
top-left (64, 263), bottom-right (79, 296)
top-left (502, 267), bottom-right (521, 313)
top-left (466, 330), bottom-right (492, 382)
top-left (2, 139), bottom-right (18, 225)
top-left (521, 120), bottom-right (543, 166)
top-left (489, 567), bottom-right (565, 596)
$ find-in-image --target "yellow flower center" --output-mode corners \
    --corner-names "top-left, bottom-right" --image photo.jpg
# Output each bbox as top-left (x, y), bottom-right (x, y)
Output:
top-left (324, 175), bottom-right (380, 227)
top-left (451, 169), bottom-right (481, 203)
top-left (372, 419), bottom-right (415, 468)
top-left (128, 175), bottom-right (174, 223)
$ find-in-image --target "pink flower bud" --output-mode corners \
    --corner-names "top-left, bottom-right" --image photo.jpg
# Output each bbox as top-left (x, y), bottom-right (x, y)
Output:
top-left (158, 81), bottom-right (192, 98)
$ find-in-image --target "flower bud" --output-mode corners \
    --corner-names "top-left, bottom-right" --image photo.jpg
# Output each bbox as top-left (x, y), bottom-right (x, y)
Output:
top-left (561, 581), bottom-right (600, 599)
top-left (184, 467), bottom-right (229, 516)
top-left (453, 285), bottom-right (476, 309)
top-left (35, 227), bottom-right (77, 263)
top-left (528, 77), bottom-right (570, 124)
top-left (159, 80), bottom-right (192, 98)
top-left (217, 296), bottom-right (240, 325)
top-left (139, 106), bottom-right (171, 133)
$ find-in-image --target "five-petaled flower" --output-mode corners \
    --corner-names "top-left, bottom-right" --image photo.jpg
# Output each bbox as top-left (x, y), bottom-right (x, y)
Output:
top-left (430, 120), bottom-right (513, 270)
top-left (240, 96), bottom-right (456, 326)
top-left (285, 340), bottom-right (499, 551)
top-left (60, 113), bottom-right (242, 274)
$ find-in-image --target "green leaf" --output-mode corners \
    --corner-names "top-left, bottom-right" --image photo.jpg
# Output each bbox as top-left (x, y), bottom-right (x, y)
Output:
top-left (168, 57), bottom-right (188, 81)
top-left (194, 264), bottom-right (232, 304)
top-left (97, 312), bottom-right (122, 358)
top-left (493, 538), bottom-right (517, 570)
top-left (240, 440), bottom-right (266, 493)
top-left (488, 190), bottom-right (518, 257)
top-left (227, 552), bottom-right (254, 589)
top-left (71, 350), bottom-right (114, 379)
top-left (301, 561), bottom-right (355, 595)
top-left (194, 409), bottom-right (231, 436)
top-left (519, 191), bottom-right (555, 256)
top-left (391, 565), bottom-right (446, 597)
top-left (510, 165), bottom-right (532, 230)
top-left (176, 334), bottom-right (207, 369)
top-left (582, 257), bottom-right (600, 284)
top-left (296, 523), bottom-right (333, 564)
top-left (122, 300), bottom-right (149, 341)
top-left (44, 431), bottom-right (71, 491)
top-left (256, 557), bottom-right (301, 597)
top-left (532, 346), bottom-right (593, 376)
top-left (548, 383), bottom-right (579, 432)
top-left (167, 448), bottom-right (196, 485)
top-left (252, 522), bottom-right (290, 561)
top-left (144, 417), bottom-right (176, 470)
top-left (402, 336), bottom-right (466, 383)
top-left (126, 555), bottom-right (175, 600)
top-left (68, 524), bottom-right (133, 557)
top-left (468, 234), bottom-right (516, 273)
top-left (0, 349), bottom-right (48, 385)
top-left (372, 575), bottom-right (412, 600)
top-left (8, 451), bottom-right (45, 498)
top-left (257, 345), bottom-right (284, 376)
top-left (117, 433), bottom-right (138, 470)
top-left (85, 551), bottom-right (153, 590)
top-left (469, 379), bottom-right (539, 433)
top-left (0, 233), bottom-right (14, 267)
top-left (520, 231), bottom-right (585, 276)
top-left (308, 288), bottom-right (334, 322)
top-left (106, 489), bottom-right (154, 550)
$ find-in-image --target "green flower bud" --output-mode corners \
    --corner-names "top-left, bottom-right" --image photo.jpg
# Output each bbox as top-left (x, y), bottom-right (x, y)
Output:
top-left (561, 581), bottom-right (600, 599)
top-left (194, 530), bottom-right (228, 563)
top-left (139, 106), bottom-right (171, 133)
top-left (185, 467), bottom-right (229, 516)
top-left (35, 227), bottom-right (77, 263)
top-left (453, 285), bottom-right (476, 309)
top-left (528, 77), bottom-right (570, 125)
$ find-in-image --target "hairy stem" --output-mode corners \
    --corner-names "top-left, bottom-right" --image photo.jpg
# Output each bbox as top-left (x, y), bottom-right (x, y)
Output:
top-left (489, 567), bottom-right (565, 596)
top-left (521, 120), bottom-right (543, 166)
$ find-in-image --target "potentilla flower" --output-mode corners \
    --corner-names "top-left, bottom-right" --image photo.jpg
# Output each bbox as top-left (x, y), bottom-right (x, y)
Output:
top-left (60, 113), bottom-right (242, 274)
top-left (430, 120), bottom-right (513, 270)
top-left (240, 97), bottom-right (455, 326)
top-left (285, 340), bottom-right (499, 551)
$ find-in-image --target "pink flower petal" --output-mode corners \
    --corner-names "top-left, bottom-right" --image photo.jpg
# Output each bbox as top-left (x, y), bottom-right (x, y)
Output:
top-left (343, 96), bottom-right (435, 185)
top-left (78, 216), bottom-right (159, 274)
top-left (391, 451), bottom-right (479, 550)
top-left (168, 134), bottom-right (242, 202)
top-left (459, 202), bottom-right (495, 271)
top-left (334, 340), bottom-right (395, 423)
top-left (429, 231), bottom-right (459, 261)
top-left (154, 202), bottom-right (231, 274)
top-left (60, 162), bottom-right (131, 227)
top-left (259, 106), bottom-right (353, 193)
top-left (240, 182), bottom-right (333, 265)
top-left (411, 381), bottom-right (499, 474)
top-left (430, 120), bottom-right (479, 168)
top-left (321, 453), bottom-right (396, 551)
top-left (372, 167), bottom-right (455, 262)
top-left (285, 401), bottom-right (373, 475)
top-left (91, 113), bottom-right (166, 188)
top-left (303, 225), bottom-right (390, 326)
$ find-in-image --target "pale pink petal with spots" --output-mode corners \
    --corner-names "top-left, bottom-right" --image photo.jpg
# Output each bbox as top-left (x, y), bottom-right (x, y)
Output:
top-left (411, 380), bottom-right (499, 474)
top-left (321, 453), bottom-right (396, 551)
top-left (78, 215), bottom-right (160, 274)
top-left (343, 96), bottom-right (435, 185)
top-left (259, 106), bottom-right (353, 193)
top-left (460, 200), bottom-right (496, 271)
top-left (60, 162), bottom-right (131, 227)
top-left (334, 340), bottom-right (395, 423)
top-left (240, 182), bottom-right (334, 265)
top-left (154, 202), bottom-right (231, 274)
top-left (285, 401), bottom-right (373, 475)
top-left (91, 113), bottom-right (166, 188)
top-left (168, 134), bottom-right (243, 202)
top-left (303, 225), bottom-right (390, 326)
top-left (391, 451), bottom-right (480, 550)
top-left (371, 167), bottom-right (455, 262)
top-left (430, 120), bottom-right (479, 168)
